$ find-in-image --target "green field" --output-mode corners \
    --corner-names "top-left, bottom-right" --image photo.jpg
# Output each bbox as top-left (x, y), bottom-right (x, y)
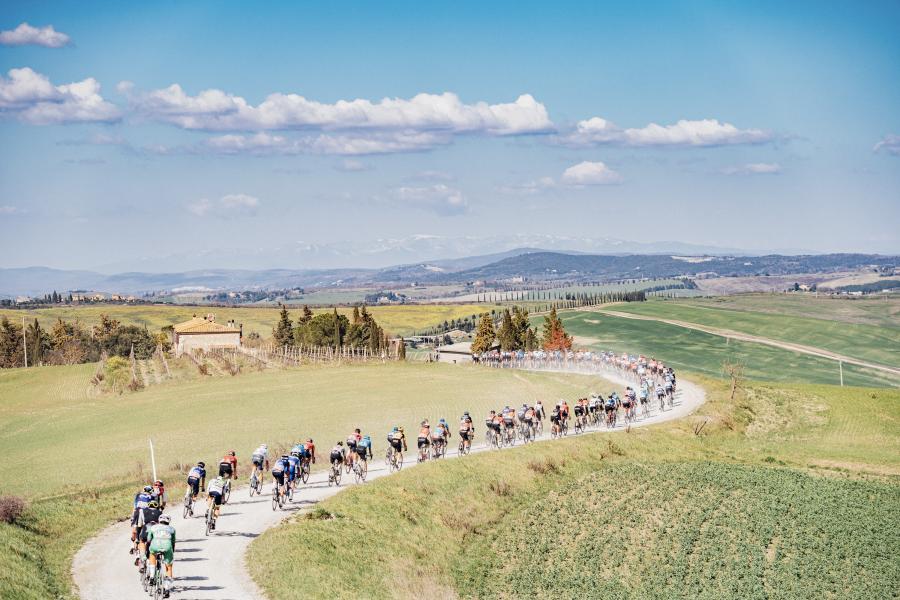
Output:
top-left (554, 311), bottom-right (900, 387)
top-left (0, 302), bottom-right (485, 338)
top-left (608, 296), bottom-right (900, 368)
top-left (247, 378), bottom-right (900, 599)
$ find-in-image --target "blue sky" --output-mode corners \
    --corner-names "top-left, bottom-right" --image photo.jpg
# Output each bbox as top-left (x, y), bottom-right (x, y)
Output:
top-left (1, 0), bottom-right (899, 270)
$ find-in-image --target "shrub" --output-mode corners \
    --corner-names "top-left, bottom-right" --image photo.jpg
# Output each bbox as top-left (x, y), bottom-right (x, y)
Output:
top-left (103, 356), bottom-right (132, 393)
top-left (0, 495), bottom-right (26, 524)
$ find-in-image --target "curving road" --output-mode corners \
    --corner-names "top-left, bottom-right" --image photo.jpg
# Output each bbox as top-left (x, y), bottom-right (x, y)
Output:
top-left (73, 369), bottom-right (705, 600)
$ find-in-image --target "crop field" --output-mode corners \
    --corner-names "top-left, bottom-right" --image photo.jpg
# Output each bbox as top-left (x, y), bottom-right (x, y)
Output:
top-left (247, 379), bottom-right (900, 599)
top-left (468, 462), bottom-right (899, 599)
top-left (554, 311), bottom-right (900, 387)
top-left (0, 302), bottom-right (485, 338)
top-left (608, 296), bottom-right (900, 368)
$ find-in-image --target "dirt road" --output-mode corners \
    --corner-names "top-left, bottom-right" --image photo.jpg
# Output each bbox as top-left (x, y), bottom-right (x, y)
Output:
top-left (594, 308), bottom-right (900, 378)
top-left (72, 369), bottom-right (705, 600)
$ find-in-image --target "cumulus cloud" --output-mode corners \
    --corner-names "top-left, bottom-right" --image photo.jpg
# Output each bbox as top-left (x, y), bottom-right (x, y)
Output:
top-left (561, 116), bottom-right (771, 147)
top-left (873, 134), bottom-right (900, 156)
top-left (0, 23), bottom-right (70, 48)
top-left (0, 67), bottom-right (120, 124)
top-left (121, 84), bottom-right (553, 136)
top-left (561, 161), bottom-right (622, 185)
top-left (722, 162), bottom-right (782, 175)
top-left (188, 194), bottom-right (260, 218)
top-left (392, 184), bottom-right (468, 215)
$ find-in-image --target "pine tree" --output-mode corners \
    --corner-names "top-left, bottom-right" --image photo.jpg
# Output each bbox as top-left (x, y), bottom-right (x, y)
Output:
top-left (398, 338), bottom-right (406, 360)
top-left (299, 305), bottom-right (313, 325)
top-left (496, 309), bottom-right (518, 350)
top-left (332, 309), bottom-right (342, 348)
top-left (471, 313), bottom-right (496, 354)
top-left (273, 305), bottom-right (294, 348)
top-left (352, 305), bottom-right (361, 325)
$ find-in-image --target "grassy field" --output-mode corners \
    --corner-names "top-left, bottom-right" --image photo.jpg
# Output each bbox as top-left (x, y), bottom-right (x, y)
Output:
top-left (554, 310), bottom-right (900, 387)
top-left (608, 296), bottom-right (900, 368)
top-left (247, 377), bottom-right (900, 599)
top-left (0, 362), bottom-right (605, 599)
top-left (0, 302), bottom-right (486, 338)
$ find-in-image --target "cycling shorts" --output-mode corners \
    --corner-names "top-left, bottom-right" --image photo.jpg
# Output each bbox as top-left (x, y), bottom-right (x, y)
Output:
top-left (252, 454), bottom-right (265, 467)
top-left (605, 405), bottom-right (616, 412)
top-left (329, 451), bottom-right (343, 464)
top-left (218, 463), bottom-right (233, 478)
top-left (389, 439), bottom-right (403, 451)
top-left (187, 476), bottom-right (201, 497)
top-left (150, 547), bottom-right (174, 565)
top-left (459, 430), bottom-right (471, 441)
top-left (271, 471), bottom-right (285, 485)
top-left (208, 491), bottom-right (223, 506)
top-left (417, 437), bottom-right (430, 448)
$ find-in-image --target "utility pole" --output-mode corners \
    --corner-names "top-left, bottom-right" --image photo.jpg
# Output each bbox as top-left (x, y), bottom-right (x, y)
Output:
top-left (839, 361), bottom-right (843, 387)
top-left (22, 316), bottom-right (27, 368)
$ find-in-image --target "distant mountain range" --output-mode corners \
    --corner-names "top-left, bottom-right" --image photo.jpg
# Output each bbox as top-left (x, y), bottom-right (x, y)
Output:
top-left (93, 234), bottom-right (761, 273)
top-left (1, 250), bottom-right (896, 297)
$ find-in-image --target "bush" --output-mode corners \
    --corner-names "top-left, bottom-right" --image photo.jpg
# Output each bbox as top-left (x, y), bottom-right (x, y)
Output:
top-left (103, 356), bottom-right (132, 393)
top-left (0, 495), bottom-right (26, 524)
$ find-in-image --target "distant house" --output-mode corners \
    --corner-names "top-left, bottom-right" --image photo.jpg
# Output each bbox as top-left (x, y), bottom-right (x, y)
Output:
top-left (436, 341), bottom-right (474, 364)
top-left (172, 314), bottom-right (242, 357)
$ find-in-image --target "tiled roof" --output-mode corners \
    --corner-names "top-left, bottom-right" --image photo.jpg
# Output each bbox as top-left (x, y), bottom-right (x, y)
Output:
top-left (173, 316), bottom-right (240, 334)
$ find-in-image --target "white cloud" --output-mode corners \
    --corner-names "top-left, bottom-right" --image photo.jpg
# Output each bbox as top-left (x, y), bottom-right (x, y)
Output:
top-left (562, 117), bottom-right (771, 147)
top-left (335, 159), bottom-right (370, 172)
top-left (0, 23), bottom-right (70, 48)
top-left (873, 134), bottom-right (900, 156)
top-left (122, 84), bottom-right (553, 135)
top-left (0, 205), bottom-right (25, 215)
top-left (203, 130), bottom-right (448, 155)
top-left (498, 176), bottom-right (556, 195)
top-left (722, 162), bottom-right (782, 175)
top-left (392, 184), bottom-right (468, 215)
top-left (561, 161), bottom-right (622, 185)
top-left (406, 170), bottom-right (455, 182)
top-left (188, 194), bottom-right (260, 218)
top-left (0, 67), bottom-right (120, 124)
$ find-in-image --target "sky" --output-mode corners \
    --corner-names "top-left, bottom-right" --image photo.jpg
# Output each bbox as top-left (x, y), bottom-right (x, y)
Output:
top-left (1, 0), bottom-right (899, 271)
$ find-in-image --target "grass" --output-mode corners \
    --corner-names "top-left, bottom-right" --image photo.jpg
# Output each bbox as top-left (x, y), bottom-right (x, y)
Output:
top-left (0, 361), bottom-right (605, 598)
top-left (608, 296), bottom-right (900, 368)
top-left (246, 377), bottom-right (900, 600)
top-left (0, 302), bottom-right (486, 338)
top-left (554, 310), bottom-right (900, 387)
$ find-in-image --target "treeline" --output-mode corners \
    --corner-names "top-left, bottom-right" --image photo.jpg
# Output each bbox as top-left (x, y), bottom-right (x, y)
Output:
top-left (271, 305), bottom-right (390, 351)
top-left (835, 280), bottom-right (900, 294)
top-left (0, 315), bottom-right (167, 369)
top-left (471, 306), bottom-right (572, 353)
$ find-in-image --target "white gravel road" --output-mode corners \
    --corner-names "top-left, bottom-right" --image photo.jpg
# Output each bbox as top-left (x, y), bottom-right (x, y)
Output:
top-left (72, 369), bottom-right (705, 600)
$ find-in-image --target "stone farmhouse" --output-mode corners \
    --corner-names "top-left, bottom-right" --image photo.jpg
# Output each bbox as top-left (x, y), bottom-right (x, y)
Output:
top-left (171, 314), bottom-right (242, 357)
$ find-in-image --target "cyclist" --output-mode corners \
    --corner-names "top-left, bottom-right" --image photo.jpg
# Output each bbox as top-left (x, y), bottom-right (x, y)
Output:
top-left (387, 426), bottom-right (407, 463)
top-left (517, 403), bottom-right (528, 425)
top-left (186, 461), bottom-right (206, 502)
top-left (656, 383), bottom-right (666, 407)
top-left (130, 485), bottom-right (154, 549)
top-left (622, 388), bottom-right (634, 420)
top-left (287, 448), bottom-right (301, 488)
top-left (305, 438), bottom-right (317, 465)
top-left (357, 435), bottom-right (373, 465)
top-left (459, 413), bottom-right (474, 451)
top-left (501, 406), bottom-right (516, 438)
top-left (146, 514), bottom-right (176, 598)
top-left (206, 475), bottom-right (226, 528)
top-left (418, 420), bottom-right (431, 460)
top-left (550, 404), bottom-right (561, 435)
top-left (134, 499), bottom-right (162, 567)
top-left (431, 419), bottom-right (449, 456)
top-left (346, 428), bottom-right (362, 469)
top-left (329, 441), bottom-right (346, 479)
top-left (573, 399), bottom-right (585, 428)
top-left (219, 450), bottom-right (238, 481)
top-left (534, 400), bottom-right (545, 423)
top-left (604, 393), bottom-right (618, 426)
top-left (271, 455), bottom-right (290, 502)
top-left (152, 479), bottom-right (167, 509)
top-left (523, 404), bottom-right (535, 438)
top-left (559, 400), bottom-right (570, 425)
top-left (251, 444), bottom-right (270, 480)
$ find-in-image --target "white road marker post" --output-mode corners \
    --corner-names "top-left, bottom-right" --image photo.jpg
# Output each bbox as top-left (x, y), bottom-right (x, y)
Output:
top-left (839, 361), bottom-right (844, 387)
top-left (149, 438), bottom-right (158, 482)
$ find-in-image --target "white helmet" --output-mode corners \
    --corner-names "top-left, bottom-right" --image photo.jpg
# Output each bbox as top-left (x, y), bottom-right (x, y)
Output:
top-left (159, 514), bottom-right (171, 524)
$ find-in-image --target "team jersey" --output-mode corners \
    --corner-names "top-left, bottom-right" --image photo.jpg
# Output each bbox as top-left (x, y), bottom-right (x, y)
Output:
top-left (188, 466), bottom-right (205, 480)
top-left (271, 458), bottom-right (289, 474)
top-left (147, 523), bottom-right (176, 552)
top-left (207, 478), bottom-right (226, 494)
top-left (253, 445), bottom-right (269, 458)
top-left (133, 491), bottom-right (152, 509)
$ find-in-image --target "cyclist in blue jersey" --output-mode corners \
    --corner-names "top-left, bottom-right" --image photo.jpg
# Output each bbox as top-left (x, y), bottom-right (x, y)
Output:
top-left (186, 462), bottom-right (206, 502)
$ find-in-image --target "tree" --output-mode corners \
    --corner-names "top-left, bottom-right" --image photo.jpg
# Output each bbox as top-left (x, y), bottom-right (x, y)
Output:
top-left (351, 305), bottom-right (361, 325)
top-left (511, 306), bottom-right (536, 350)
top-left (496, 309), bottom-right (518, 350)
top-left (541, 308), bottom-right (572, 351)
top-left (331, 309), bottom-right (342, 348)
top-left (295, 312), bottom-right (349, 347)
top-left (471, 313), bottom-right (495, 354)
top-left (273, 305), bottom-right (294, 348)
top-left (25, 319), bottom-right (51, 365)
top-left (0, 317), bottom-right (24, 368)
top-left (299, 305), bottom-right (313, 325)
top-left (398, 338), bottom-right (406, 360)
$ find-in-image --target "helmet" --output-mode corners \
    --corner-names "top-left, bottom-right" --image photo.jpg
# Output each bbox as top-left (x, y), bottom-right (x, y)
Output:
top-left (261, 444), bottom-right (267, 450)
top-left (307, 438), bottom-right (313, 443)
top-left (337, 441), bottom-right (344, 446)
top-left (398, 426), bottom-right (404, 432)
top-left (197, 461), bottom-right (205, 468)
top-left (229, 450), bottom-right (236, 456)
top-left (391, 426), bottom-right (398, 432)
top-left (159, 515), bottom-right (171, 524)
top-left (364, 435), bottom-right (371, 441)
top-left (143, 485), bottom-right (153, 493)
top-left (439, 418), bottom-right (446, 424)
top-left (281, 454), bottom-right (289, 459)
top-left (148, 500), bottom-right (159, 509)
top-left (154, 480), bottom-right (163, 486)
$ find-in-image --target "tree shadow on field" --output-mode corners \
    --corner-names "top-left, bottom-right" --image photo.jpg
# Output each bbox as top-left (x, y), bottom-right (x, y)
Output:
top-left (175, 547), bottom-right (202, 553)
top-left (177, 557), bottom-right (208, 562)
top-left (178, 538), bottom-right (207, 543)
top-left (213, 530), bottom-right (260, 538)
top-left (176, 575), bottom-right (209, 581)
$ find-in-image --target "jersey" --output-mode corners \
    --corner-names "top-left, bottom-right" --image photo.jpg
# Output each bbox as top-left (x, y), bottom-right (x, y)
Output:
top-left (147, 523), bottom-right (176, 553)
top-left (271, 458), bottom-right (289, 474)
top-left (188, 466), bottom-right (205, 480)
top-left (207, 478), bottom-right (226, 495)
top-left (133, 491), bottom-right (152, 509)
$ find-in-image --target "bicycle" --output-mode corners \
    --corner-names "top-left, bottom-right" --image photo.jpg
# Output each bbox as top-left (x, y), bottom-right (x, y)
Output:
top-left (300, 459), bottom-right (311, 484)
top-left (249, 470), bottom-right (263, 497)
top-left (328, 461), bottom-right (342, 486)
top-left (287, 477), bottom-right (295, 502)
top-left (385, 446), bottom-right (404, 472)
top-left (139, 553), bottom-right (150, 593)
top-left (222, 478), bottom-right (232, 504)
top-left (431, 439), bottom-right (445, 459)
top-left (271, 481), bottom-right (284, 510)
top-left (418, 444), bottom-right (430, 463)
top-left (148, 551), bottom-right (166, 599)
top-left (182, 488), bottom-right (194, 519)
top-left (550, 421), bottom-right (560, 440)
top-left (505, 426), bottom-right (516, 447)
top-left (458, 437), bottom-right (471, 456)
top-left (353, 459), bottom-right (367, 483)
top-left (205, 503), bottom-right (217, 535)
top-left (574, 415), bottom-right (584, 435)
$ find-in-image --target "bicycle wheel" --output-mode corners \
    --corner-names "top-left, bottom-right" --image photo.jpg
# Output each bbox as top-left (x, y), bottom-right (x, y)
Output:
top-left (272, 488), bottom-right (279, 510)
top-left (249, 475), bottom-right (257, 497)
top-left (154, 566), bottom-right (164, 600)
top-left (183, 493), bottom-right (191, 519)
top-left (396, 452), bottom-right (404, 470)
top-left (223, 481), bottom-right (231, 504)
top-left (301, 464), bottom-right (310, 484)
